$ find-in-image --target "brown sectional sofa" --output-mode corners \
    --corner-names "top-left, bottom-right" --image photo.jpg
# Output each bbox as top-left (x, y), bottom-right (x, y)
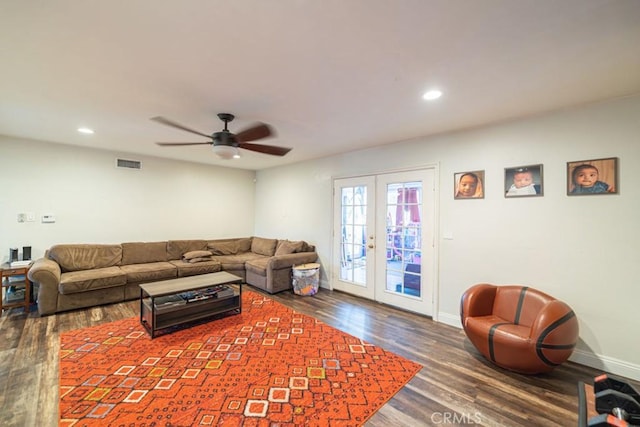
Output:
top-left (27, 237), bottom-right (317, 316)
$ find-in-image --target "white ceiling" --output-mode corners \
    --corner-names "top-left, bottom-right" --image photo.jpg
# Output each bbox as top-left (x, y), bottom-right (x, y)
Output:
top-left (2, 1), bottom-right (640, 170)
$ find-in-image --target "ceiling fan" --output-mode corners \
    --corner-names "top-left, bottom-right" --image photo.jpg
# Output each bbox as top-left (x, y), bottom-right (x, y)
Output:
top-left (152, 113), bottom-right (292, 159)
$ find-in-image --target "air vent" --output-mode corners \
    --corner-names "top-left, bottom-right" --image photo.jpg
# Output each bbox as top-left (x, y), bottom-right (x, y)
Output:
top-left (116, 158), bottom-right (142, 170)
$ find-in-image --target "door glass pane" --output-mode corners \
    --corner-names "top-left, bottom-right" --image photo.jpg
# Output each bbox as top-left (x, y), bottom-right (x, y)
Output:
top-left (340, 185), bottom-right (367, 285)
top-left (385, 182), bottom-right (422, 297)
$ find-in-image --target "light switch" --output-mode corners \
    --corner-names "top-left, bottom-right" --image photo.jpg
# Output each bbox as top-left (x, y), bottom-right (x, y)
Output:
top-left (26, 212), bottom-right (35, 222)
top-left (443, 232), bottom-right (454, 240)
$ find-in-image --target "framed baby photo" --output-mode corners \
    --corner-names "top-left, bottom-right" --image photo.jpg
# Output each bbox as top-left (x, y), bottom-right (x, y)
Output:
top-left (567, 157), bottom-right (618, 195)
top-left (504, 164), bottom-right (543, 198)
top-left (454, 170), bottom-right (485, 199)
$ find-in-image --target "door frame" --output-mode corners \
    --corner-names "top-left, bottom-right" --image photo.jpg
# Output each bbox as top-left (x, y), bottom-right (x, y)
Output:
top-left (330, 164), bottom-right (440, 319)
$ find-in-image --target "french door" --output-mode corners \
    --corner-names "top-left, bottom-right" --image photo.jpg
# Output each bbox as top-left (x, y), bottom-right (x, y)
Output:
top-left (332, 176), bottom-right (376, 300)
top-left (332, 169), bottom-right (435, 316)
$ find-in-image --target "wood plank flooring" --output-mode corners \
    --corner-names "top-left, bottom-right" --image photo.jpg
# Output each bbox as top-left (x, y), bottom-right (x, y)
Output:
top-left (0, 287), bottom-right (633, 426)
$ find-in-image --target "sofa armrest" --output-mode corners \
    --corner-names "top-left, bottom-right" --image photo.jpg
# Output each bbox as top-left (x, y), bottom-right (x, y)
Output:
top-left (268, 252), bottom-right (318, 270)
top-left (28, 257), bottom-right (61, 286)
top-left (460, 283), bottom-right (498, 322)
top-left (529, 300), bottom-right (579, 342)
top-left (27, 258), bottom-right (61, 316)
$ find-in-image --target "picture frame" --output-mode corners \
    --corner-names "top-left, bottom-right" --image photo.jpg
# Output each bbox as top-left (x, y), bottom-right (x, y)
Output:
top-left (504, 164), bottom-right (543, 198)
top-left (567, 157), bottom-right (618, 195)
top-left (454, 170), bottom-right (484, 199)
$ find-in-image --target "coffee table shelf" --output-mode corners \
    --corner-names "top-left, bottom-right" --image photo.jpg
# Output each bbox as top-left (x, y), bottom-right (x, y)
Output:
top-left (139, 272), bottom-right (243, 338)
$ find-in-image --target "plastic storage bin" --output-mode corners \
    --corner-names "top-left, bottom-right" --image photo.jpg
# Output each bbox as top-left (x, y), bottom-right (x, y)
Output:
top-left (292, 263), bottom-right (320, 296)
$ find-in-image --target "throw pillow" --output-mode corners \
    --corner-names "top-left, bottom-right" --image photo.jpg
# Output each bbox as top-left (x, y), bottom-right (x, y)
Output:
top-left (275, 240), bottom-right (304, 256)
top-left (183, 250), bottom-right (212, 260)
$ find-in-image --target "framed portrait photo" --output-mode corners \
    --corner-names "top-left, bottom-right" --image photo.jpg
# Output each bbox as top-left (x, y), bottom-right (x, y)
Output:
top-left (567, 157), bottom-right (618, 195)
top-left (454, 170), bottom-right (485, 199)
top-left (504, 164), bottom-right (543, 198)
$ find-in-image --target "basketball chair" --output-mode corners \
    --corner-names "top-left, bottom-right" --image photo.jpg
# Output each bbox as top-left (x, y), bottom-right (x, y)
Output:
top-left (460, 284), bottom-right (579, 374)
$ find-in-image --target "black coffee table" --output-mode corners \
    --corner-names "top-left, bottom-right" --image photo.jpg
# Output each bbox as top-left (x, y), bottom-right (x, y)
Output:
top-left (139, 271), bottom-right (243, 338)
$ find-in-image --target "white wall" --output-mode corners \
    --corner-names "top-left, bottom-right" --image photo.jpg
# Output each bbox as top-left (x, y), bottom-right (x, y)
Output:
top-left (0, 136), bottom-right (256, 261)
top-left (255, 95), bottom-right (640, 380)
top-left (2, 96), bottom-right (638, 380)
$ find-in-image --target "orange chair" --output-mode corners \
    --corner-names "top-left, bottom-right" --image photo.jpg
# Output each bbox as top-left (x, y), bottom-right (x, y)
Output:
top-left (460, 284), bottom-right (579, 374)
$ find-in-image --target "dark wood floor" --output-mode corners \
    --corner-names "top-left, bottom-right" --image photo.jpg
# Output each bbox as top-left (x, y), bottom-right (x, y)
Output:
top-left (0, 287), bottom-right (632, 426)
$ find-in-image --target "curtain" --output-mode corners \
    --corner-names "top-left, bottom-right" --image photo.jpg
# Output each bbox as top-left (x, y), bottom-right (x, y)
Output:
top-left (395, 188), bottom-right (420, 226)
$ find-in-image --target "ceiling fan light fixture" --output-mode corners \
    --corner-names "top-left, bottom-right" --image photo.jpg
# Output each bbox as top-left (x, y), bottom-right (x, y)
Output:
top-left (212, 144), bottom-right (238, 160)
top-left (422, 89), bottom-right (442, 101)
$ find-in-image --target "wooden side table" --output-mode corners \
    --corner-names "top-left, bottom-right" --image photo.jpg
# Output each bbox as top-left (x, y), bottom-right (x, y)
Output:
top-left (1, 264), bottom-right (32, 313)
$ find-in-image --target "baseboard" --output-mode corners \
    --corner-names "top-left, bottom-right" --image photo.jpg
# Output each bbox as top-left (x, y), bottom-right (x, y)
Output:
top-left (437, 311), bottom-right (640, 382)
top-left (437, 311), bottom-right (462, 328)
top-left (570, 349), bottom-right (640, 382)
top-left (319, 279), bottom-right (330, 290)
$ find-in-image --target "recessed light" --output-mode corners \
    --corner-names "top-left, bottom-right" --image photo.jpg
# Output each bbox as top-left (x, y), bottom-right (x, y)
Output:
top-left (77, 127), bottom-right (94, 134)
top-left (422, 90), bottom-right (442, 101)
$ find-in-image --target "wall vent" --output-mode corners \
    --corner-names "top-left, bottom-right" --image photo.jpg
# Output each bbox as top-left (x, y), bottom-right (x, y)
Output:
top-left (116, 158), bottom-right (142, 170)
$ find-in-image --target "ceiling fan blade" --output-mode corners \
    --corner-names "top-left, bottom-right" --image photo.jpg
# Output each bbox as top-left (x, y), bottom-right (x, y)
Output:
top-left (238, 142), bottom-right (292, 156)
top-left (156, 142), bottom-right (212, 146)
top-left (151, 116), bottom-right (212, 139)
top-left (235, 123), bottom-right (273, 142)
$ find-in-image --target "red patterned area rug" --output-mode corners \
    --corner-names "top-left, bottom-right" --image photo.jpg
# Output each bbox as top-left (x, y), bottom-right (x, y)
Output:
top-left (59, 291), bottom-right (422, 426)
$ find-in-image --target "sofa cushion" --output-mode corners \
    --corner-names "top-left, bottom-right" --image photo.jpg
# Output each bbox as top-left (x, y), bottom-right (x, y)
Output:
top-left (167, 240), bottom-right (208, 260)
top-left (58, 267), bottom-right (126, 294)
top-left (208, 240), bottom-right (239, 255)
top-left (121, 242), bottom-right (168, 265)
top-left (464, 314), bottom-right (533, 366)
top-left (213, 253), bottom-right (266, 271)
top-left (48, 244), bottom-right (122, 272)
top-left (251, 237), bottom-right (277, 256)
top-left (245, 257), bottom-right (270, 277)
top-left (187, 257), bottom-right (214, 263)
top-left (206, 238), bottom-right (254, 255)
top-left (119, 262), bottom-right (176, 283)
top-left (275, 240), bottom-right (304, 255)
top-left (183, 250), bottom-right (212, 260)
top-left (236, 238), bottom-right (252, 252)
top-left (169, 259), bottom-right (221, 277)
top-left (494, 286), bottom-right (547, 328)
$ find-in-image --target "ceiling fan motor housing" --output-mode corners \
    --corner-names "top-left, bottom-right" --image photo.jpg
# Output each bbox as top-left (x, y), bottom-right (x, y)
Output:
top-left (213, 131), bottom-right (236, 146)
